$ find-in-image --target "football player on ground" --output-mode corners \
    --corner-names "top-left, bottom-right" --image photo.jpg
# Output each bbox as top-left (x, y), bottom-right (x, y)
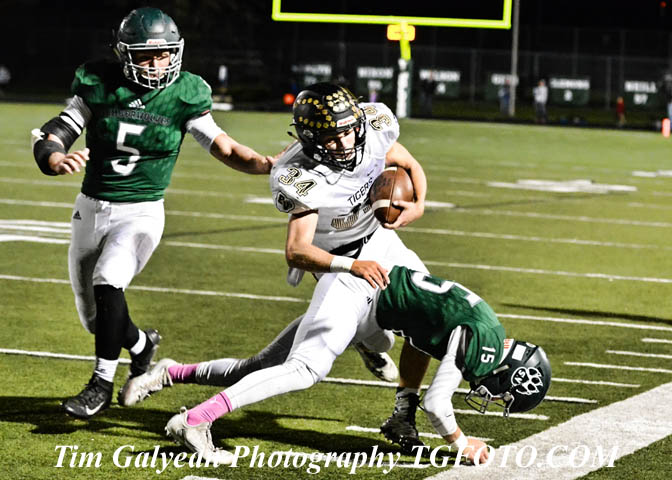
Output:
top-left (30, 7), bottom-right (275, 420)
top-left (121, 82), bottom-right (434, 447)
top-left (123, 265), bottom-right (552, 465)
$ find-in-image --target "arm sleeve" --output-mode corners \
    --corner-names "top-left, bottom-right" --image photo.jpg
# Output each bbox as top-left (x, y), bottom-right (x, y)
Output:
top-left (61, 95), bottom-right (92, 136)
top-left (423, 326), bottom-right (465, 437)
top-left (186, 112), bottom-right (225, 151)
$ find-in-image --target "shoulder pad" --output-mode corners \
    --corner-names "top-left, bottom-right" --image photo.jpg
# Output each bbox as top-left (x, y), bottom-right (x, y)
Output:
top-left (71, 60), bottom-right (120, 102)
top-left (360, 102), bottom-right (400, 153)
top-left (176, 72), bottom-right (213, 107)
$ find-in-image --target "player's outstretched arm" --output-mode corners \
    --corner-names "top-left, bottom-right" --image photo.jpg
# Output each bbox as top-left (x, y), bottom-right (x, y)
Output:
top-left (210, 133), bottom-right (275, 174)
top-left (444, 428), bottom-right (490, 465)
top-left (383, 141), bottom-right (427, 229)
top-left (285, 211), bottom-right (389, 289)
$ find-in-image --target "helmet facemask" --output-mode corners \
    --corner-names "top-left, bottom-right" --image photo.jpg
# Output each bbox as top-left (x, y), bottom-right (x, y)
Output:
top-left (301, 123), bottom-right (366, 171)
top-left (292, 83), bottom-right (367, 172)
top-left (116, 40), bottom-right (184, 89)
top-left (113, 7), bottom-right (184, 90)
top-left (465, 339), bottom-right (551, 417)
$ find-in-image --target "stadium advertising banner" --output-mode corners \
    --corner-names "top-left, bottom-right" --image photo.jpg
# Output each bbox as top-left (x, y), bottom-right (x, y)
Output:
top-left (291, 64), bottom-right (332, 89)
top-left (623, 80), bottom-right (660, 108)
top-left (549, 77), bottom-right (591, 105)
top-left (356, 66), bottom-right (396, 95)
top-left (485, 73), bottom-right (519, 101)
top-left (418, 69), bottom-right (461, 98)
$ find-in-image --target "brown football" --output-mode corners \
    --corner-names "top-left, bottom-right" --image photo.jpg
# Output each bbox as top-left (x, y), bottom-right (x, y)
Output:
top-left (369, 167), bottom-right (414, 224)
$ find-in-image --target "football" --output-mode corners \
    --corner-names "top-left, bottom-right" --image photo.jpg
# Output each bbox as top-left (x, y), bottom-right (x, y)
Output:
top-left (369, 166), bottom-right (414, 224)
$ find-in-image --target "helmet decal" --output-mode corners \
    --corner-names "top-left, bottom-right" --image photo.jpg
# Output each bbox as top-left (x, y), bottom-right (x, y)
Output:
top-left (292, 83), bottom-right (367, 171)
top-left (511, 366), bottom-right (544, 395)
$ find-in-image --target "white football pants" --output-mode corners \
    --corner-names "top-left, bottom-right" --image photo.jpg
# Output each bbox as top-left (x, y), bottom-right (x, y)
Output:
top-left (68, 193), bottom-right (164, 333)
top-left (220, 227), bottom-right (428, 410)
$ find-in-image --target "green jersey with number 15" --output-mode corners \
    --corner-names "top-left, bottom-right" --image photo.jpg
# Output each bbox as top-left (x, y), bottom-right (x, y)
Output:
top-left (376, 266), bottom-right (505, 381)
top-left (72, 60), bottom-right (212, 202)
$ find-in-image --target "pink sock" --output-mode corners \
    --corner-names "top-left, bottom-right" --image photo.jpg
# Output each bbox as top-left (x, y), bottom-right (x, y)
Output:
top-left (168, 363), bottom-right (198, 383)
top-left (186, 391), bottom-right (233, 426)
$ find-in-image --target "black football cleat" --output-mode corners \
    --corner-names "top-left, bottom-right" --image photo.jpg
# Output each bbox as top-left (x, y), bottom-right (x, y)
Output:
top-left (62, 375), bottom-right (113, 419)
top-left (129, 329), bottom-right (161, 378)
top-left (380, 392), bottom-right (426, 455)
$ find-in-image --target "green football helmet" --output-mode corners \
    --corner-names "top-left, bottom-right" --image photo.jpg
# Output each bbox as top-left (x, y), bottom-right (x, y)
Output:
top-left (465, 339), bottom-right (551, 417)
top-left (113, 7), bottom-right (184, 89)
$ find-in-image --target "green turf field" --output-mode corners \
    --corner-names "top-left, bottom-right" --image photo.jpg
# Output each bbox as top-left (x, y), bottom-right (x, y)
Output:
top-left (1, 102), bottom-right (671, 479)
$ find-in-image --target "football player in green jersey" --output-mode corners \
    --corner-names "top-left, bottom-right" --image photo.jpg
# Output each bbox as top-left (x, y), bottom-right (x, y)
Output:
top-left (121, 265), bottom-right (551, 465)
top-left (30, 7), bottom-right (275, 420)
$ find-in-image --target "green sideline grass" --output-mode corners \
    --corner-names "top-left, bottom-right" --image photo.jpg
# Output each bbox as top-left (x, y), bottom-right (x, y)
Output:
top-left (1, 102), bottom-right (671, 479)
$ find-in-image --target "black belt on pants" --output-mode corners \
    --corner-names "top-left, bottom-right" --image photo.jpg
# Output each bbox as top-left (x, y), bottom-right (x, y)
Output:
top-left (329, 231), bottom-right (375, 259)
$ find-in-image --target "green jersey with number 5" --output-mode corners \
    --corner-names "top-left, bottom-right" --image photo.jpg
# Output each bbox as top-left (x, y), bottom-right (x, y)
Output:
top-left (72, 60), bottom-right (212, 201)
top-left (376, 266), bottom-right (505, 381)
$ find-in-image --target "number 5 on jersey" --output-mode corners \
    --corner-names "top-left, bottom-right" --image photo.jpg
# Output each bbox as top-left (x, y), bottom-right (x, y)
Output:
top-left (112, 122), bottom-right (146, 175)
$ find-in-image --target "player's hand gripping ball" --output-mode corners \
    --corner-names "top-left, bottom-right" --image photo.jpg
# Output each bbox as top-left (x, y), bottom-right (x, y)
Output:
top-left (369, 166), bottom-right (414, 224)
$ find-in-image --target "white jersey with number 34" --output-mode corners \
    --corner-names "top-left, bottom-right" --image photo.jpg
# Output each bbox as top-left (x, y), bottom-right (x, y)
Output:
top-left (270, 102), bottom-right (400, 253)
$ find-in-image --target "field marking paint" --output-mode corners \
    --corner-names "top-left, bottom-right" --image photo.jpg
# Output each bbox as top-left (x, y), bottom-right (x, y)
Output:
top-left (642, 337), bottom-right (672, 345)
top-left (0, 274), bottom-right (307, 303)
top-left (165, 241), bottom-right (284, 255)
top-left (323, 377), bottom-right (594, 404)
top-left (498, 313), bottom-right (672, 332)
top-left (426, 261), bottom-right (672, 286)
top-left (487, 179), bottom-right (636, 194)
top-left (4, 196), bottom-right (672, 230)
top-left (565, 361), bottom-right (672, 374)
top-left (2, 271), bottom-right (669, 335)
top-left (405, 227), bottom-right (670, 250)
top-left (551, 377), bottom-right (639, 388)
top-left (427, 381), bottom-right (672, 480)
top-left (6, 214), bottom-right (668, 252)
top-left (0, 348), bottom-right (130, 364)
top-left (606, 350), bottom-right (672, 360)
top-left (452, 207), bottom-right (672, 229)
top-left (345, 425), bottom-right (493, 442)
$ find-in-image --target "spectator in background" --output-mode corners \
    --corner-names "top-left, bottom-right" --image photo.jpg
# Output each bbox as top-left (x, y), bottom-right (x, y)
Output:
top-left (0, 65), bottom-right (10, 96)
top-left (419, 73), bottom-right (436, 117)
top-left (498, 78), bottom-right (510, 115)
top-left (615, 96), bottom-right (626, 128)
top-left (662, 73), bottom-right (672, 120)
top-left (533, 79), bottom-right (548, 124)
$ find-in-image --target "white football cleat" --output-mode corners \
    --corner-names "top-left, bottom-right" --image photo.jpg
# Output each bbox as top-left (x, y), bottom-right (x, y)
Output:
top-left (165, 407), bottom-right (234, 466)
top-left (118, 358), bottom-right (177, 407)
top-left (354, 343), bottom-right (399, 383)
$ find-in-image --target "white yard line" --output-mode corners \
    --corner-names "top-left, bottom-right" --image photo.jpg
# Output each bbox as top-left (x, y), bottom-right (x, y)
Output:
top-left (405, 227), bottom-right (671, 250)
top-left (426, 261), bottom-right (672, 285)
top-left (565, 361), bottom-right (672, 374)
top-left (551, 377), bottom-right (639, 388)
top-left (498, 313), bottom-right (672, 332)
top-left (451, 207), bottom-right (672, 228)
top-left (426, 381), bottom-right (672, 480)
top-left (323, 377), bottom-right (595, 404)
top-left (606, 350), bottom-right (672, 360)
top-left (345, 425), bottom-right (492, 442)
top-left (0, 274), bottom-right (307, 303)
top-left (0, 348), bottom-right (130, 364)
top-left (641, 337), bottom-right (672, 345)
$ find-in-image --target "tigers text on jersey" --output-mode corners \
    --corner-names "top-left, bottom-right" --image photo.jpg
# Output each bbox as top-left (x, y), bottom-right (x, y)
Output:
top-left (376, 266), bottom-right (505, 381)
top-left (270, 102), bottom-right (399, 253)
top-left (71, 60), bottom-right (212, 202)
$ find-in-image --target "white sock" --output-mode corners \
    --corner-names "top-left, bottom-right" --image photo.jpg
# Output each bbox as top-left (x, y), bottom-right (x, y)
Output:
top-left (129, 330), bottom-right (147, 356)
top-left (94, 358), bottom-right (119, 383)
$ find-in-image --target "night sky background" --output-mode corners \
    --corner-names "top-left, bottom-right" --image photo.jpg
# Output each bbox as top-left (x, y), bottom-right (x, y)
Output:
top-left (1, 1), bottom-right (670, 95)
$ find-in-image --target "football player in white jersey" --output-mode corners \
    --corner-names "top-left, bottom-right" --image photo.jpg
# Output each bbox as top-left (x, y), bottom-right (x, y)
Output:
top-left (121, 83), bottom-right (433, 451)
